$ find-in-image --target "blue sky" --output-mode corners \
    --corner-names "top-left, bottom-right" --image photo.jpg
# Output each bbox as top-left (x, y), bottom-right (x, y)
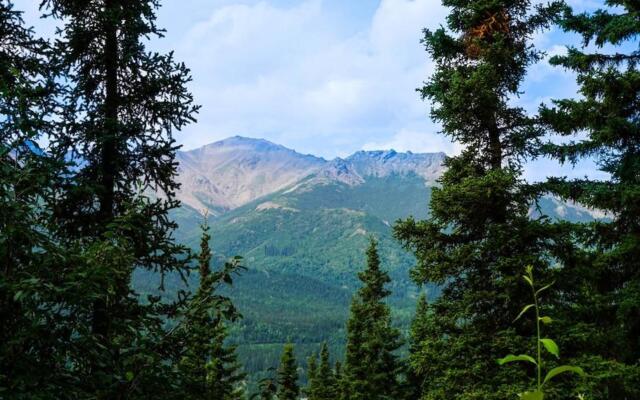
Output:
top-left (20, 0), bottom-right (607, 180)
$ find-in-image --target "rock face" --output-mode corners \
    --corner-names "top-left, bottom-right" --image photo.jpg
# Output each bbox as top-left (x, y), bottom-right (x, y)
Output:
top-left (345, 150), bottom-right (445, 183)
top-left (175, 136), bottom-right (325, 214)
top-left (175, 136), bottom-right (447, 214)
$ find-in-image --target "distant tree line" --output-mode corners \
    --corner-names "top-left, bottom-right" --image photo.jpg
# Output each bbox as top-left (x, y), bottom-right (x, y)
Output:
top-left (2, 0), bottom-right (639, 399)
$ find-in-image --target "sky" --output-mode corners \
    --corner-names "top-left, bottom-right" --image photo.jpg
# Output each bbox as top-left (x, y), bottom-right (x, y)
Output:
top-left (19, 0), bottom-right (607, 181)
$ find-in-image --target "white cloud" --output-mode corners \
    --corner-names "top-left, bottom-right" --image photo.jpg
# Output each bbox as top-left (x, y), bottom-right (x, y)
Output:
top-left (362, 128), bottom-right (461, 155)
top-left (164, 0), bottom-right (448, 158)
top-left (18, 0), bottom-right (601, 175)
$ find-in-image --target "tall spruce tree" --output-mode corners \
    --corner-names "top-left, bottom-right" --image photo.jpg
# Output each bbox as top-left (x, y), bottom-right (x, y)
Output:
top-left (178, 221), bottom-right (245, 399)
top-left (539, 2), bottom-right (640, 397)
top-left (394, 1), bottom-right (569, 398)
top-left (0, 1), bottom-right (67, 395)
top-left (39, 0), bottom-right (198, 395)
top-left (342, 238), bottom-right (403, 400)
top-left (277, 343), bottom-right (300, 400)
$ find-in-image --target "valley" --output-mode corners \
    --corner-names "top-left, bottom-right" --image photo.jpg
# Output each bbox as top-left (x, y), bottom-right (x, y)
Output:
top-left (147, 136), bottom-right (599, 384)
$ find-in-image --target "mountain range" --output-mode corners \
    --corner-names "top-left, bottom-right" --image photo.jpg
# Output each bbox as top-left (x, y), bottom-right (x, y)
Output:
top-left (142, 136), bottom-right (601, 382)
top-left (174, 136), bottom-right (444, 215)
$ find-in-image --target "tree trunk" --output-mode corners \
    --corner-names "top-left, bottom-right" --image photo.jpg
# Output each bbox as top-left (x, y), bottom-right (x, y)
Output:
top-left (92, 0), bottom-right (119, 340)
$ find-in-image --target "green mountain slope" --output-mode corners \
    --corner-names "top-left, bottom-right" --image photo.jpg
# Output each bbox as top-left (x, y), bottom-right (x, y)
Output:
top-left (166, 172), bottom-right (437, 384)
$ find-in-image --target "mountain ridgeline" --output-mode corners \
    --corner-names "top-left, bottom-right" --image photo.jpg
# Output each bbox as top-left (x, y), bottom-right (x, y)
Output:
top-left (149, 136), bottom-right (599, 381)
top-left (174, 136), bottom-right (443, 216)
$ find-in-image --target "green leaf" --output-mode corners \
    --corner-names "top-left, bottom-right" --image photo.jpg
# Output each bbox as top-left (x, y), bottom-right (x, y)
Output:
top-left (523, 275), bottom-right (534, 287)
top-left (125, 371), bottom-right (134, 381)
top-left (13, 291), bottom-right (24, 302)
top-left (497, 354), bottom-right (537, 365)
top-left (543, 365), bottom-right (585, 385)
top-left (539, 316), bottom-right (552, 324)
top-left (540, 338), bottom-right (559, 358)
top-left (520, 390), bottom-right (544, 400)
top-left (535, 282), bottom-right (554, 296)
top-left (515, 304), bottom-right (535, 321)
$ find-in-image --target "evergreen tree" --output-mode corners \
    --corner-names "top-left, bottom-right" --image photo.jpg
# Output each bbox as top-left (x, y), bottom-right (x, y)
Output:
top-left (306, 343), bottom-right (337, 400)
top-left (0, 1), bottom-right (67, 395)
top-left (539, 2), bottom-right (640, 397)
top-left (394, 1), bottom-right (568, 398)
top-left (178, 221), bottom-right (245, 399)
top-left (314, 342), bottom-right (338, 400)
top-left (277, 343), bottom-right (300, 400)
top-left (39, 0), bottom-right (198, 395)
top-left (342, 238), bottom-right (403, 400)
top-left (252, 377), bottom-right (277, 400)
top-left (406, 293), bottom-right (432, 400)
top-left (305, 352), bottom-right (319, 399)
top-left (334, 361), bottom-right (348, 400)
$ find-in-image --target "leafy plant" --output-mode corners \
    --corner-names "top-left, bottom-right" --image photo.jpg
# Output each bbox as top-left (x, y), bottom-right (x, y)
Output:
top-left (498, 266), bottom-right (585, 399)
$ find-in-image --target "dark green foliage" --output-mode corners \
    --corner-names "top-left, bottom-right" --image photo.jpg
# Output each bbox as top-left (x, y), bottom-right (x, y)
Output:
top-left (69, 207), bottom-right (184, 399)
top-left (37, 0), bottom-right (198, 395)
top-left (305, 352), bottom-right (318, 398)
top-left (0, 3), bottom-right (258, 394)
top-left (342, 239), bottom-right (403, 400)
top-left (395, 1), bottom-right (568, 398)
top-left (43, 0), bottom-right (198, 280)
top-left (306, 343), bottom-right (338, 400)
top-left (0, 2), bottom-right (69, 395)
top-left (178, 221), bottom-right (245, 399)
top-left (539, 1), bottom-right (640, 396)
top-left (335, 361), bottom-right (348, 400)
top-left (277, 343), bottom-right (300, 400)
top-left (406, 292), bottom-right (432, 399)
top-left (252, 376), bottom-right (277, 400)
top-left (316, 343), bottom-right (338, 400)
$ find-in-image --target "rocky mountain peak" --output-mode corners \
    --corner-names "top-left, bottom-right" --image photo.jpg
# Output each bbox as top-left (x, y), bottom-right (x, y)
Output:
top-left (175, 137), bottom-right (446, 214)
top-left (345, 149), bottom-right (445, 183)
top-left (175, 137), bottom-right (325, 214)
top-left (316, 158), bottom-right (364, 186)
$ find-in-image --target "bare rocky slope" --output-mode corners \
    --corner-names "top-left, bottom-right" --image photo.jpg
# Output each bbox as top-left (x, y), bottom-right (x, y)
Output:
top-left (175, 136), bottom-right (326, 215)
top-left (175, 136), bottom-right (446, 215)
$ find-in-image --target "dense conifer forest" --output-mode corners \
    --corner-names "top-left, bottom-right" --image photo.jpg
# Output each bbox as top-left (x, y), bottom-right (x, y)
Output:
top-left (1, 0), bottom-right (638, 399)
